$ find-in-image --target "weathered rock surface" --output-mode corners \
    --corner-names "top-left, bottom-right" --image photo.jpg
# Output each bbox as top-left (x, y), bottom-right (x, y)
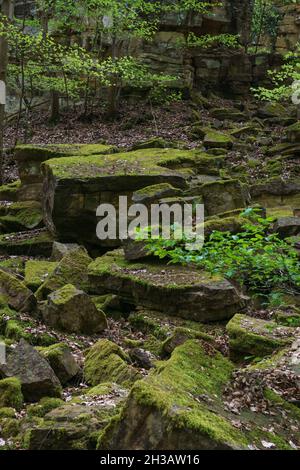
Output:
top-left (272, 217), bottom-right (300, 238)
top-left (0, 377), bottom-right (23, 410)
top-left (42, 284), bottom-right (107, 334)
top-left (15, 143), bottom-right (117, 202)
top-left (24, 383), bottom-right (128, 450)
top-left (0, 339), bottom-right (62, 402)
top-left (0, 229), bottom-right (54, 257)
top-left (40, 148), bottom-right (219, 247)
top-left (98, 340), bottom-right (299, 450)
top-left (38, 343), bottom-right (80, 385)
top-left (84, 339), bottom-right (141, 387)
top-left (0, 201), bottom-right (43, 233)
top-left (88, 251), bottom-right (245, 322)
top-left (226, 314), bottom-right (298, 360)
top-left (203, 130), bottom-right (234, 149)
top-left (0, 268), bottom-right (36, 312)
top-left (24, 260), bottom-right (58, 291)
top-left (128, 348), bottom-right (155, 370)
top-left (201, 180), bottom-right (249, 216)
top-left (36, 246), bottom-right (92, 300)
top-left (51, 241), bottom-right (81, 261)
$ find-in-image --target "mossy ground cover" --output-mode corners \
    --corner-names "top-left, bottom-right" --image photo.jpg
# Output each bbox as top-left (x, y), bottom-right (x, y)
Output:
top-left (226, 314), bottom-right (296, 360)
top-left (42, 148), bottom-right (221, 181)
top-left (15, 143), bottom-right (118, 161)
top-left (88, 250), bottom-right (221, 290)
top-left (25, 260), bottom-right (58, 291)
top-left (0, 202), bottom-right (43, 231)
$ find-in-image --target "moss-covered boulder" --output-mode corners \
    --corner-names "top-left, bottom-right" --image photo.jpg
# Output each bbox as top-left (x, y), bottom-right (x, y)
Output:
top-left (0, 201), bottom-right (43, 233)
top-left (98, 340), bottom-right (246, 450)
top-left (0, 301), bottom-right (57, 346)
top-left (286, 121), bottom-right (300, 143)
top-left (15, 143), bottom-right (118, 202)
top-left (272, 217), bottom-right (300, 238)
top-left (161, 327), bottom-right (214, 356)
top-left (27, 397), bottom-right (64, 418)
top-left (0, 180), bottom-right (20, 202)
top-left (0, 257), bottom-right (25, 277)
top-left (24, 384), bottom-right (126, 450)
top-left (250, 178), bottom-right (300, 209)
top-left (201, 180), bottom-right (248, 216)
top-left (0, 229), bottom-right (54, 257)
top-left (210, 108), bottom-right (246, 122)
top-left (226, 314), bottom-right (297, 360)
top-left (38, 343), bottom-right (80, 385)
top-left (98, 339), bottom-right (300, 450)
top-left (0, 268), bottom-right (36, 312)
top-left (40, 148), bottom-right (220, 247)
top-left (51, 241), bottom-right (80, 261)
top-left (88, 251), bottom-right (244, 322)
top-left (204, 215), bottom-right (248, 238)
top-left (0, 377), bottom-right (23, 410)
top-left (0, 339), bottom-right (62, 402)
top-left (41, 284), bottom-right (107, 334)
top-left (203, 130), bottom-right (233, 150)
top-left (36, 247), bottom-right (92, 300)
top-left (84, 339), bottom-right (141, 387)
top-left (132, 183), bottom-right (182, 204)
top-left (258, 102), bottom-right (288, 119)
top-left (24, 260), bottom-right (58, 291)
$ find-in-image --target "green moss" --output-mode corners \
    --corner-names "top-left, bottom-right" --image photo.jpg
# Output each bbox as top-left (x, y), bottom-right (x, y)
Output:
top-left (226, 314), bottom-right (295, 360)
top-left (128, 312), bottom-right (169, 339)
top-left (27, 397), bottom-right (64, 417)
top-left (99, 340), bottom-right (248, 449)
top-left (0, 257), bottom-right (25, 277)
top-left (42, 148), bottom-right (222, 181)
top-left (141, 335), bottom-right (163, 357)
top-left (203, 216), bottom-right (248, 238)
top-left (133, 183), bottom-right (182, 200)
top-left (275, 310), bottom-right (300, 327)
top-left (15, 143), bottom-right (118, 161)
top-left (25, 260), bottom-right (58, 291)
top-left (0, 377), bottom-right (24, 410)
top-left (0, 180), bottom-right (20, 202)
top-left (203, 130), bottom-right (234, 149)
top-left (0, 407), bottom-right (16, 418)
top-left (84, 339), bottom-right (141, 387)
top-left (1, 310), bottom-right (56, 346)
top-left (267, 206), bottom-right (294, 218)
top-left (162, 326), bottom-right (214, 356)
top-left (0, 417), bottom-right (20, 439)
top-left (36, 247), bottom-right (92, 300)
top-left (88, 250), bottom-right (221, 291)
top-left (123, 338), bottom-right (144, 348)
top-left (0, 201), bottom-right (43, 231)
top-left (49, 284), bottom-right (78, 305)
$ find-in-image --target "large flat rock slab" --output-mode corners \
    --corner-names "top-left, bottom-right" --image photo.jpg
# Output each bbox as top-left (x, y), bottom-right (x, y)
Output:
top-left (88, 251), bottom-right (245, 322)
top-left (41, 148), bottom-right (222, 246)
top-left (15, 143), bottom-right (118, 201)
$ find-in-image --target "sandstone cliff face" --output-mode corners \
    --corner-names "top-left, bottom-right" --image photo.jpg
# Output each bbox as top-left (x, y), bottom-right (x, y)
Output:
top-left (275, 3), bottom-right (300, 53)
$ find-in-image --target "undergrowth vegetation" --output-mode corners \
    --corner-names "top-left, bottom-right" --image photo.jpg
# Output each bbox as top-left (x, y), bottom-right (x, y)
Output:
top-left (143, 209), bottom-right (300, 302)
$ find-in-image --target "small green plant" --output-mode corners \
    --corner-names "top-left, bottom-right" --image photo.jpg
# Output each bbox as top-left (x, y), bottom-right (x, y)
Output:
top-left (144, 208), bottom-right (300, 301)
top-left (253, 43), bottom-right (300, 102)
top-left (149, 86), bottom-right (183, 105)
top-left (185, 32), bottom-right (241, 49)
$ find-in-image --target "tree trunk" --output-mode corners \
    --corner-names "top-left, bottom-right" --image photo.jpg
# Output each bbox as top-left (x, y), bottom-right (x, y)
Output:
top-left (50, 91), bottom-right (60, 122)
top-left (0, 0), bottom-right (14, 184)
